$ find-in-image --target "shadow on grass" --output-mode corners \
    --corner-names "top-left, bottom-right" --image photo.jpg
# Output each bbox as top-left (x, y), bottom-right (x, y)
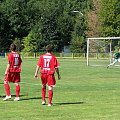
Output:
top-left (54, 101), bottom-right (84, 106)
top-left (0, 94), bottom-right (26, 98)
top-left (0, 94), bottom-right (42, 101)
top-left (21, 96), bottom-right (42, 101)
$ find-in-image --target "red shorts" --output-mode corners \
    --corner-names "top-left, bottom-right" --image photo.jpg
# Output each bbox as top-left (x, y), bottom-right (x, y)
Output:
top-left (41, 73), bottom-right (56, 86)
top-left (4, 72), bottom-right (20, 83)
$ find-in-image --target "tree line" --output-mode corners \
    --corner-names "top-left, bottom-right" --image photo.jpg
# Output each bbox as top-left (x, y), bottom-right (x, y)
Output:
top-left (0, 0), bottom-right (120, 53)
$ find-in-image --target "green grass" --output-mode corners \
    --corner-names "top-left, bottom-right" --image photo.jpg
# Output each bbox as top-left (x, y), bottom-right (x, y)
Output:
top-left (0, 58), bottom-right (120, 120)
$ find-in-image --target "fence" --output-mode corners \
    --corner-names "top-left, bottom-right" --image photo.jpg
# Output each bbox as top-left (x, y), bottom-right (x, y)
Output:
top-left (0, 52), bottom-right (110, 59)
top-left (1, 52), bottom-right (87, 59)
top-left (21, 52), bottom-right (87, 59)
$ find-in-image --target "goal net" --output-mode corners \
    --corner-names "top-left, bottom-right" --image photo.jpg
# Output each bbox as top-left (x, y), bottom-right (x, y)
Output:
top-left (87, 37), bottom-right (120, 66)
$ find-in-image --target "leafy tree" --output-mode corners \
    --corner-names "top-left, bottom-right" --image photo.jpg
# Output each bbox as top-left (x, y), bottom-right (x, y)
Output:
top-left (68, 0), bottom-right (90, 52)
top-left (23, 0), bottom-right (73, 51)
top-left (13, 38), bottom-right (22, 52)
top-left (99, 0), bottom-right (120, 50)
top-left (38, 0), bottom-right (67, 51)
top-left (22, 31), bottom-right (37, 52)
top-left (70, 36), bottom-right (85, 53)
top-left (0, 0), bottom-right (30, 51)
top-left (100, 0), bottom-right (120, 37)
top-left (0, 0), bottom-right (93, 52)
top-left (0, 4), bottom-right (12, 51)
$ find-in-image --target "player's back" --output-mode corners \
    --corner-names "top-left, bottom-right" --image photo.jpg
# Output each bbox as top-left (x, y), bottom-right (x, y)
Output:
top-left (39, 53), bottom-right (59, 74)
top-left (8, 52), bottom-right (22, 72)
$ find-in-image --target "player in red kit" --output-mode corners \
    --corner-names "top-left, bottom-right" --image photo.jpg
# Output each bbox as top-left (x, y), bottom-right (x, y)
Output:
top-left (3, 43), bottom-right (22, 101)
top-left (34, 45), bottom-right (61, 106)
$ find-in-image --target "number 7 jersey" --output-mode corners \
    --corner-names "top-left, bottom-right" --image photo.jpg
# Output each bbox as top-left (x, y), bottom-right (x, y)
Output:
top-left (8, 51), bottom-right (22, 72)
top-left (37, 53), bottom-right (60, 74)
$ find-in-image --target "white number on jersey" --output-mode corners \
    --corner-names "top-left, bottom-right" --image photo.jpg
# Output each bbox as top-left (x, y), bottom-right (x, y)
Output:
top-left (44, 58), bottom-right (50, 68)
top-left (13, 54), bottom-right (19, 66)
top-left (14, 57), bottom-right (19, 66)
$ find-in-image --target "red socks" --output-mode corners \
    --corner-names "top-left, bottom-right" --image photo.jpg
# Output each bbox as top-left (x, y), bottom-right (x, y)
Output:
top-left (48, 90), bottom-right (53, 104)
top-left (16, 85), bottom-right (20, 97)
top-left (42, 88), bottom-right (53, 104)
top-left (4, 83), bottom-right (20, 97)
top-left (4, 83), bottom-right (11, 96)
top-left (42, 87), bottom-right (46, 101)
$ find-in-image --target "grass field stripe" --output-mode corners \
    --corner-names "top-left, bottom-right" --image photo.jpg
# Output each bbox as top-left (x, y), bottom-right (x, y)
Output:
top-left (20, 81), bottom-right (42, 86)
top-left (20, 82), bottom-right (59, 87)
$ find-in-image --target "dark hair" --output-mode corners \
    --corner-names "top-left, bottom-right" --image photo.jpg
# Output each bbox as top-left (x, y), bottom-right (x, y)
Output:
top-left (10, 43), bottom-right (17, 51)
top-left (46, 45), bottom-right (53, 53)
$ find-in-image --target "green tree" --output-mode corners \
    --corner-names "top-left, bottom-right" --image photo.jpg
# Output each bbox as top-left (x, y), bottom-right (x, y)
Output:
top-left (39, 0), bottom-right (67, 51)
top-left (68, 0), bottom-right (90, 52)
top-left (22, 31), bottom-right (37, 52)
top-left (100, 0), bottom-right (120, 37)
top-left (0, 0), bottom-right (93, 52)
top-left (0, 4), bottom-right (12, 51)
top-left (0, 0), bottom-right (30, 51)
top-left (13, 38), bottom-right (22, 52)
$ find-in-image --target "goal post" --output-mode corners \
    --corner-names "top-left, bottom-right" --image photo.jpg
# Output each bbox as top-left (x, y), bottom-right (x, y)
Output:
top-left (87, 37), bottom-right (120, 66)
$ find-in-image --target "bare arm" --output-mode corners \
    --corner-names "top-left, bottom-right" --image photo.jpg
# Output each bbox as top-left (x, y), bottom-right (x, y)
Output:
top-left (34, 65), bottom-right (40, 79)
top-left (5, 63), bottom-right (10, 75)
top-left (55, 68), bottom-right (61, 80)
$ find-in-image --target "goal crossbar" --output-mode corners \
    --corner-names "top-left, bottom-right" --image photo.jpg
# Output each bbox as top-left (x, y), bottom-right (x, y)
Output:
top-left (88, 37), bottom-right (120, 40)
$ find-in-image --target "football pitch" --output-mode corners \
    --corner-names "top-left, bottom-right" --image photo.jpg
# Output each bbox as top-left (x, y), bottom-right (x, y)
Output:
top-left (0, 58), bottom-right (120, 120)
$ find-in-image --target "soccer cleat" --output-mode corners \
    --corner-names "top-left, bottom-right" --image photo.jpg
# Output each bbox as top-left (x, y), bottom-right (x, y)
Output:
top-left (3, 95), bottom-right (11, 101)
top-left (42, 101), bottom-right (46, 105)
top-left (14, 97), bottom-right (20, 101)
top-left (48, 103), bottom-right (52, 107)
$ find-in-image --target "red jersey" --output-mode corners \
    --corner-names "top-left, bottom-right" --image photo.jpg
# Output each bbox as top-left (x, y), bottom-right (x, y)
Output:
top-left (37, 53), bottom-right (60, 74)
top-left (8, 51), bottom-right (22, 72)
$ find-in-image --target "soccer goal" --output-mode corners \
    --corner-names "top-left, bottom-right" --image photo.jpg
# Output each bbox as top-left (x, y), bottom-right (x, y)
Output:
top-left (87, 37), bottom-right (120, 66)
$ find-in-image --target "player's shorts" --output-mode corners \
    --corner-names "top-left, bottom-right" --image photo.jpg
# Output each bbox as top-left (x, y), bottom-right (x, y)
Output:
top-left (114, 58), bottom-right (118, 63)
top-left (118, 58), bottom-right (120, 62)
top-left (41, 73), bottom-right (56, 87)
top-left (4, 72), bottom-right (20, 83)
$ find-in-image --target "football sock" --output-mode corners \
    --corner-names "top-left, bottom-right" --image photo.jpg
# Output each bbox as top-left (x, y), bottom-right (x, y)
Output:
top-left (48, 90), bottom-right (53, 104)
top-left (4, 83), bottom-right (11, 96)
top-left (42, 87), bottom-right (46, 101)
top-left (16, 85), bottom-right (20, 97)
